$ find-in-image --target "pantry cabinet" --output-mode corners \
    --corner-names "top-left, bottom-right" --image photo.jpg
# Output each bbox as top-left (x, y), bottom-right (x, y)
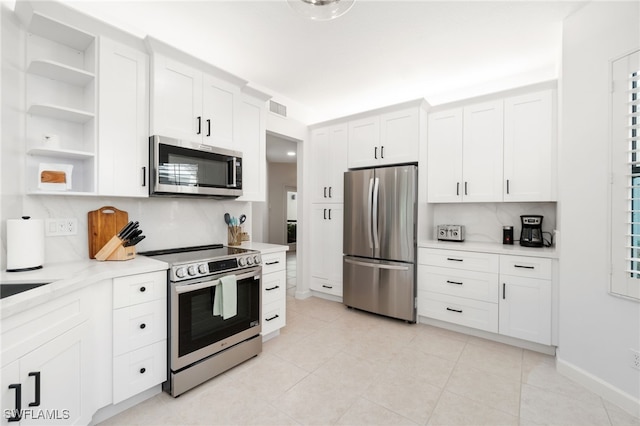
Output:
top-left (310, 204), bottom-right (344, 297)
top-left (98, 36), bottom-right (149, 197)
top-left (427, 89), bottom-right (556, 203)
top-left (347, 103), bottom-right (424, 169)
top-left (310, 123), bottom-right (348, 203)
top-left (16, 8), bottom-right (98, 195)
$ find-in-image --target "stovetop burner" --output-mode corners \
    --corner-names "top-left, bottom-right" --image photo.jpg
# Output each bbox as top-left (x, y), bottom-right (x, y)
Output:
top-left (139, 244), bottom-right (260, 282)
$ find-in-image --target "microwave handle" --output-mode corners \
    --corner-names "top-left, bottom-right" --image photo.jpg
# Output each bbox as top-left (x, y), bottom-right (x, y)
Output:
top-left (230, 157), bottom-right (237, 187)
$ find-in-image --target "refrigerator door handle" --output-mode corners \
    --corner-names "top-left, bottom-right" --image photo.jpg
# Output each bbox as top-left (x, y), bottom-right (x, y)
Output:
top-left (367, 178), bottom-right (375, 248)
top-left (345, 258), bottom-right (410, 271)
top-left (372, 177), bottom-right (380, 249)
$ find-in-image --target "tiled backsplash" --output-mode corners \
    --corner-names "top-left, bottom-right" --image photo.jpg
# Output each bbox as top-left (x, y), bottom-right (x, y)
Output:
top-left (6, 196), bottom-right (252, 264)
top-left (431, 202), bottom-right (557, 244)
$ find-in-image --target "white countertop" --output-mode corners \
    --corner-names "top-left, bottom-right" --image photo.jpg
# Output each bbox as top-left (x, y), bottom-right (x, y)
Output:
top-left (238, 242), bottom-right (289, 254)
top-left (419, 240), bottom-right (558, 258)
top-left (1, 256), bottom-right (168, 319)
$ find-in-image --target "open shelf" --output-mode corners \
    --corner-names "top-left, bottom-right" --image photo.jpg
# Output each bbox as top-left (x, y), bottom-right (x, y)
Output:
top-left (28, 12), bottom-right (94, 51)
top-left (28, 104), bottom-right (95, 123)
top-left (28, 59), bottom-right (94, 86)
top-left (27, 147), bottom-right (95, 159)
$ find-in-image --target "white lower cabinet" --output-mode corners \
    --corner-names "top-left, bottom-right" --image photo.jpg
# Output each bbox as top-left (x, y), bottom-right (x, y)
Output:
top-left (260, 249), bottom-right (287, 337)
top-left (112, 271), bottom-right (167, 404)
top-left (418, 248), bottom-right (554, 345)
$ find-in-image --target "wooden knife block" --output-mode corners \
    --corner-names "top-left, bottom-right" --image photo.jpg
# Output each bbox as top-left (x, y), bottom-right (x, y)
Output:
top-left (94, 235), bottom-right (136, 261)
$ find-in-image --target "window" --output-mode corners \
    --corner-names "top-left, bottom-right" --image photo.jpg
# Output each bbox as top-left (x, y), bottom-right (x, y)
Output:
top-left (611, 49), bottom-right (640, 300)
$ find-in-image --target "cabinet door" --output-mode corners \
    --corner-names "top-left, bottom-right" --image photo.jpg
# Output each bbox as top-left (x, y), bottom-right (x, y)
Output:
top-left (201, 74), bottom-right (236, 148)
top-left (98, 37), bottom-right (149, 197)
top-left (151, 55), bottom-right (202, 142)
top-left (504, 90), bottom-right (555, 202)
top-left (379, 107), bottom-right (419, 166)
top-left (427, 108), bottom-right (463, 202)
top-left (236, 94), bottom-right (266, 201)
top-left (462, 100), bottom-right (504, 202)
top-left (311, 124), bottom-right (348, 203)
top-left (20, 323), bottom-right (91, 426)
top-left (499, 276), bottom-right (551, 345)
top-left (348, 116), bottom-right (380, 169)
top-left (310, 204), bottom-right (343, 296)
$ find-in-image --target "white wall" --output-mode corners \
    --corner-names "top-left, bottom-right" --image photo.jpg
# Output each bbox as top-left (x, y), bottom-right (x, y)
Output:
top-left (558, 0), bottom-right (640, 414)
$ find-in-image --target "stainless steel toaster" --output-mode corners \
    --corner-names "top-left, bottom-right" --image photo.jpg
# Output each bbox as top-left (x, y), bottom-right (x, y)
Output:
top-left (437, 224), bottom-right (465, 242)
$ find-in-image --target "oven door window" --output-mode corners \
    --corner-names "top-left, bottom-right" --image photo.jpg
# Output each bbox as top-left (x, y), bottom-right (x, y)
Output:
top-left (178, 276), bottom-right (259, 357)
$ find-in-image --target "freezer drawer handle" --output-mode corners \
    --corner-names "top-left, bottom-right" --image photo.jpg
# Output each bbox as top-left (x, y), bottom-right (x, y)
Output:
top-left (446, 307), bottom-right (463, 313)
top-left (344, 258), bottom-right (410, 271)
top-left (446, 257), bottom-right (463, 262)
top-left (446, 280), bottom-right (463, 286)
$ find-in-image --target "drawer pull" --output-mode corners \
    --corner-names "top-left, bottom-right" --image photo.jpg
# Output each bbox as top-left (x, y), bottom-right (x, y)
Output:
top-left (8, 383), bottom-right (21, 422)
top-left (503, 283), bottom-right (506, 299)
top-left (514, 265), bottom-right (535, 269)
top-left (140, 286), bottom-right (146, 292)
top-left (446, 257), bottom-right (463, 262)
top-left (446, 307), bottom-right (463, 313)
top-left (446, 280), bottom-right (463, 286)
top-left (266, 285), bottom-right (280, 291)
top-left (265, 261), bottom-right (280, 265)
top-left (322, 284), bottom-right (333, 289)
top-left (266, 314), bottom-right (280, 322)
top-left (28, 372), bottom-right (40, 407)
top-left (139, 323), bottom-right (146, 329)
top-left (139, 368), bottom-right (146, 374)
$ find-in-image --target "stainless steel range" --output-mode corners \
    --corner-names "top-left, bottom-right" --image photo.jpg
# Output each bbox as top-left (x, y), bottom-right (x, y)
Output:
top-left (140, 244), bottom-right (262, 397)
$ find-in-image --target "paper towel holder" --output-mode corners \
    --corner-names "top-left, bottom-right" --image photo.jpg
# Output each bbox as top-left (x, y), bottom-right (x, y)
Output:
top-left (7, 216), bottom-right (44, 272)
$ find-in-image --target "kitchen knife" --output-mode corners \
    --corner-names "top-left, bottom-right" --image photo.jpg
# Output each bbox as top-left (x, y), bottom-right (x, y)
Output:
top-left (125, 228), bottom-right (142, 242)
top-left (117, 221), bottom-right (135, 238)
top-left (124, 235), bottom-right (145, 247)
top-left (120, 222), bottom-right (139, 240)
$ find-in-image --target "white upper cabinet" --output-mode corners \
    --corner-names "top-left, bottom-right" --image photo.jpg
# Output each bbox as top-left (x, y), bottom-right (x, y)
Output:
top-left (348, 102), bottom-right (424, 169)
top-left (427, 108), bottom-right (464, 202)
top-left (503, 90), bottom-right (555, 202)
top-left (311, 123), bottom-right (348, 203)
top-left (98, 37), bottom-right (149, 197)
top-left (149, 49), bottom-right (241, 149)
top-left (426, 88), bottom-right (556, 203)
top-left (462, 100), bottom-right (504, 202)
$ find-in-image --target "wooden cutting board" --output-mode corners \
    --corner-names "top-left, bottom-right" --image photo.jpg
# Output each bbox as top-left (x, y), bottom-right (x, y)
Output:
top-left (88, 206), bottom-right (128, 259)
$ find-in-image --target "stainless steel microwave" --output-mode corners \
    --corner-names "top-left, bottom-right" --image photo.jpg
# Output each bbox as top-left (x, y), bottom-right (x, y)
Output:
top-left (149, 135), bottom-right (242, 198)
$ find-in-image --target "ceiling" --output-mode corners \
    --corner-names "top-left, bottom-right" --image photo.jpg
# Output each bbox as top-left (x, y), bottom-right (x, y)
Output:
top-left (30, 0), bottom-right (586, 163)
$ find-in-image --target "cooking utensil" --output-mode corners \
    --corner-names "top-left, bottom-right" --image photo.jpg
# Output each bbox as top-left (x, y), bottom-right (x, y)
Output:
top-left (239, 214), bottom-right (246, 224)
top-left (124, 235), bottom-right (145, 247)
top-left (224, 213), bottom-right (231, 225)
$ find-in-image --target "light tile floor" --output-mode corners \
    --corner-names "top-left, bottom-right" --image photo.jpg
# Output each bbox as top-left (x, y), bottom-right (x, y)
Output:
top-left (100, 296), bottom-right (640, 426)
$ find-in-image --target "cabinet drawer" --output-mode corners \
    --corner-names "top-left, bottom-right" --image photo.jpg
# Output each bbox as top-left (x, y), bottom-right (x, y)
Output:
top-left (500, 255), bottom-right (552, 280)
top-left (418, 291), bottom-right (498, 333)
top-left (261, 251), bottom-right (286, 274)
top-left (113, 270), bottom-right (166, 309)
top-left (310, 277), bottom-right (342, 297)
top-left (262, 301), bottom-right (286, 336)
top-left (419, 265), bottom-right (499, 302)
top-left (262, 271), bottom-right (286, 306)
top-left (113, 299), bottom-right (167, 356)
top-left (419, 248), bottom-right (499, 273)
top-left (113, 340), bottom-right (167, 404)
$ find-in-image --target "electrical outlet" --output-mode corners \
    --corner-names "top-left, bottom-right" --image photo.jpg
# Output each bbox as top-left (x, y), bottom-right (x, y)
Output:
top-left (45, 218), bottom-right (77, 236)
top-left (631, 349), bottom-right (640, 370)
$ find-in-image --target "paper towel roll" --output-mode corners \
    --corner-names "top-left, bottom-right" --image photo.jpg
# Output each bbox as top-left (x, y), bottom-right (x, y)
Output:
top-left (7, 217), bottom-right (44, 272)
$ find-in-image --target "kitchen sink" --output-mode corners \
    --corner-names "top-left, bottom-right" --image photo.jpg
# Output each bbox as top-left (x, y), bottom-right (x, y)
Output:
top-left (0, 282), bottom-right (50, 299)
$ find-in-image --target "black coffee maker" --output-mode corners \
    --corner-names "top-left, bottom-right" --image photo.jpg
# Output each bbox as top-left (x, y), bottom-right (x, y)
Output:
top-left (520, 215), bottom-right (544, 247)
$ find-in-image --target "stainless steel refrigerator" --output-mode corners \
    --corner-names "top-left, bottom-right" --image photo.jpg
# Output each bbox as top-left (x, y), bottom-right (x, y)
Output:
top-left (343, 164), bottom-right (417, 322)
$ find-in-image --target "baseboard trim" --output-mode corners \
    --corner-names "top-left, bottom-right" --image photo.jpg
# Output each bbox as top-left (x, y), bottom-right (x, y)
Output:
top-left (294, 289), bottom-right (312, 299)
top-left (556, 355), bottom-right (640, 418)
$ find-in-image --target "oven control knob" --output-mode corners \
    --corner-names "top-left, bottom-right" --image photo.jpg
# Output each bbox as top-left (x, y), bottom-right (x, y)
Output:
top-left (238, 257), bottom-right (247, 267)
top-left (175, 267), bottom-right (186, 279)
top-left (187, 265), bottom-right (197, 276)
top-left (246, 256), bottom-right (254, 266)
top-left (253, 255), bottom-right (261, 265)
top-left (198, 264), bottom-right (208, 274)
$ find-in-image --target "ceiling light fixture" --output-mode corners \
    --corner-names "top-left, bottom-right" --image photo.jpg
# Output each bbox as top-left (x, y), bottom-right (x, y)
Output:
top-left (287, 0), bottom-right (355, 21)
top-left (287, 151), bottom-right (296, 156)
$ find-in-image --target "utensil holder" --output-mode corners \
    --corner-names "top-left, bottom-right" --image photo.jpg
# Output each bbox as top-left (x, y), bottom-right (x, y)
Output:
top-left (228, 226), bottom-right (243, 246)
top-left (94, 235), bottom-right (136, 261)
